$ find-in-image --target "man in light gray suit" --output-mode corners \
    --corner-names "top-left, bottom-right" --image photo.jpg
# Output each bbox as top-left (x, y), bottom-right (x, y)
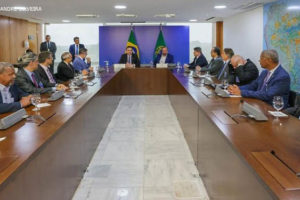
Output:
top-left (15, 53), bottom-right (66, 94)
top-left (198, 47), bottom-right (224, 76)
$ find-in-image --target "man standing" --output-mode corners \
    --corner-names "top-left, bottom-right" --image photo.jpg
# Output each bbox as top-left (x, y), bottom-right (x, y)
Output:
top-left (119, 46), bottom-right (140, 68)
top-left (184, 47), bottom-right (208, 70)
top-left (228, 50), bottom-right (290, 108)
top-left (0, 62), bottom-right (31, 114)
top-left (154, 47), bottom-right (174, 66)
top-left (69, 36), bottom-right (85, 61)
top-left (40, 35), bottom-right (57, 73)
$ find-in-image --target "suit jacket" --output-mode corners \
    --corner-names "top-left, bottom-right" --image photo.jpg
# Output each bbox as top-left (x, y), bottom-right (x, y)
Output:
top-left (36, 64), bottom-right (56, 87)
top-left (15, 68), bottom-right (53, 94)
top-left (201, 57), bottom-right (224, 76)
top-left (188, 54), bottom-right (208, 69)
top-left (40, 41), bottom-right (57, 59)
top-left (154, 54), bottom-right (174, 65)
top-left (73, 57), bottom-right (90, 72)
top-left (0, 84), bottom-right (28, 114)
top-left (240, 65), bottom-right (290, 108)
top-left (229, 59), bottom-right (259, 86)
top-left (56, 62), bottom-right (75, 82)
top-left (69, 44), bottom-right (85, 60)
top-left (119, 54), bottom-right (140, 67)
top-left (217, 61), bottom-right (232, 80)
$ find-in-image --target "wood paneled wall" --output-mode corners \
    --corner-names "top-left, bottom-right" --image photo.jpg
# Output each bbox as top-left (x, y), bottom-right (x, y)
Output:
top-left (216, 21), bottom-right (223, 50)
top-left (0, 15), bottom-right (42, 63)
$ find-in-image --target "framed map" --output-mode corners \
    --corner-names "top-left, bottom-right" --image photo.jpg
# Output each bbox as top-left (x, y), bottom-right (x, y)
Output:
top-left (264, 0), bottom-right (300, 92)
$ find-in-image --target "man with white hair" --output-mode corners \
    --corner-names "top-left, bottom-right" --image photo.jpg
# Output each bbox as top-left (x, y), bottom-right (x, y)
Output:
top-left (0, 62), bottom-right (31, 114)
top-left (229, 55), bottom-right (259, 85)
top-left (228, 50), bottom-right (290, 108)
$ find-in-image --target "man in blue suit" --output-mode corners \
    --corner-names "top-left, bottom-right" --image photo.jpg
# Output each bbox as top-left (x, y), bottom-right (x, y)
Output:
top-left (154, 47), bottom-right (174, 66)
top-left (73, 48), bottom-right (93, 75)
top-left (69, 36), bottom-right (85, 61)
top-left (228, 50), bottom-right (290, 108)
top-left (0, 62), bottom-right (31, 114)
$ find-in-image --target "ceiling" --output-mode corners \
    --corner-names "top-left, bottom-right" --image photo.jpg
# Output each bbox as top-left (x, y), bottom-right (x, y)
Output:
top-left (0, 0), bottom-right (276, 24)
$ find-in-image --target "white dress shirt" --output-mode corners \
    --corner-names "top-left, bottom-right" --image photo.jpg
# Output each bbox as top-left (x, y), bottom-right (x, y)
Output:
top-left (0, 84), bottom-right (14, 103)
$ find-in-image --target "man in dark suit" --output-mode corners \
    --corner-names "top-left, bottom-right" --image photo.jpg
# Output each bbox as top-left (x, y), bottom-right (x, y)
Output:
top-left (229, 55), bottom-right (259, 86)
top-left (56, 52), bottom-right (76, 82)
top-left (199, 47), bottom-right (224, 76)
top-left (184, 47), bottom-right (208, 70)
top-left (0, 62), bottom-right (31, 114)
top-left (36, 51), bottom-right (68, 89)
top-left (40, 35), bottom-right (57, 73)
top-left (217, 48), bottom-right (235, 80)
top-left (154, 46), bottom-right (174, 66)
top-left (69, 36), bottom-right (85, 61)
top-left (228, 50), bottom-right (290, 108)
top-left (119, 46), bottom-right (140, 68)
top-left (15, 53), bottom-right (66, 94)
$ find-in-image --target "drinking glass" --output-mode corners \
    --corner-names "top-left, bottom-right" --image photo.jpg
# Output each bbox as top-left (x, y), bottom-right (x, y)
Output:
top-left (273, 96), bottom-right (284, 112)
top-left (31, 93), bottom-right (41, 111)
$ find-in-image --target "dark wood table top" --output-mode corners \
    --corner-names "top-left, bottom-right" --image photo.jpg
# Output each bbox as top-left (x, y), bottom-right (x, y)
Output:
top-left (1, 67), bottom-right (299, 199)
top-left (0, 69), bottom-right (118, 187)
top-left (171, 70), bottom-right (300, 199)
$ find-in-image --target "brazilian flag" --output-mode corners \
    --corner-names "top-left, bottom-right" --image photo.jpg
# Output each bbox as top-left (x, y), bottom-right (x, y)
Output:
top-left (126, 30), bottom-right (140, 58)
top-left (154, 30), bottom-right (166, 59)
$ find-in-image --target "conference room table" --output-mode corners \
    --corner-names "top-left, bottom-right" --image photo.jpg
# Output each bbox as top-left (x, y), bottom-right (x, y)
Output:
top-left (0, 67), bottom-right (299, 200)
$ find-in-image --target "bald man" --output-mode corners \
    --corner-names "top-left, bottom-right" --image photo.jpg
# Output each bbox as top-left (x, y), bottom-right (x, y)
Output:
top-left (229, 55), bottom-right (259, 86)
top-left (228, 50), bottom-right (290, 108)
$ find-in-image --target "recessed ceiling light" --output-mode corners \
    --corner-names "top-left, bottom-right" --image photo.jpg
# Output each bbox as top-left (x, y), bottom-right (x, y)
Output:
top-left (115, 5), bottom-right (127, 9)
top-left (189, 19), bottom-right (198, 22)
top-left (13, 6), bottom-right (26, 11)
top-left (214, 5), bottom-right (227, 9)
top-left (288, 5), bottom-right (300, 10)
top-left (76, 14), bottom-right (99, 18)
top-left (154, 14), bottom-right (175, 18)
top-left (116, 14), bottom-right (137, 18)
top-left (62, 20), bottom-right (71, 23)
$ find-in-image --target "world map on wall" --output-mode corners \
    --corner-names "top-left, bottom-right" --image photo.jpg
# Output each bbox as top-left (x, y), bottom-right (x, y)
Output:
top-left (263, 0), bottom-right (300, 92)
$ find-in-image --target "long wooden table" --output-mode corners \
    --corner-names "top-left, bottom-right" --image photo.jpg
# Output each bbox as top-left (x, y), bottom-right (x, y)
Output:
top-left (0, 68), bottom-right (299, 200)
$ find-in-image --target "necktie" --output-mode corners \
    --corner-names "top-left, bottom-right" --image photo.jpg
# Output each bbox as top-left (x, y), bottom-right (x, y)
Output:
top-left (76, 45), bottom-right (79, 55)
top-left (31, 73), bottom-right (39, 88)
top-left (46, 68), bottom-right (56, 83)
top-left (218, 63), bottom-right (227, 80)
top-left (128, 55), bottom-right (132, 64)
top-left (260, 71), bottom-right (272, 91)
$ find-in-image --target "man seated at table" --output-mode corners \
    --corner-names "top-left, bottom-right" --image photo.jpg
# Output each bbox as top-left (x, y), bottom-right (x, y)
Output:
top-left (36, 52), bottom-right (68, 90)
top-left (217, 48), bottom-right (235, 80)
top-left (73, 48), bottom-right (93, 75)
top-left (229, 55), bottom-right (259, 85)
top-left (184, 47), bottom-right (208, 70)
top-left (15, 53), bottom-right (66, 94)
top-left (56, 52), bottom-right (76, 82)
top-left (228, 50), bottom-right (290, 108)
top-left (154, 46), bottom-right (174, 66)
top-left (119, 46), bottom-right (140, 68)
top-left (198, 47), bottom-right (224, 76)
top-left (0, 62), bottom-right (31, 114)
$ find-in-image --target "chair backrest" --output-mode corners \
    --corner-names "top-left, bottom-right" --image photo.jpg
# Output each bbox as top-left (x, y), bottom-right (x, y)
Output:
top-left (289, 90), bottom-right (300, 107)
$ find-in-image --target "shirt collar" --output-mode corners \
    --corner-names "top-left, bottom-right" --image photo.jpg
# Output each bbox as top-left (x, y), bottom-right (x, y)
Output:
top-left (0, 83), bottom-right (9, 91)
top-left (269, 64), bottom-right (280, 74)
top-left (40, 64), bottom-right (49, 71)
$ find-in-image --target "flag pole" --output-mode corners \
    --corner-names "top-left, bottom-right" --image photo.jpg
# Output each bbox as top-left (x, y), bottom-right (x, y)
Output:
top-left (160, 23), bottom-right (162, 31)
top-left (131, 23), bottom-right (133, 31)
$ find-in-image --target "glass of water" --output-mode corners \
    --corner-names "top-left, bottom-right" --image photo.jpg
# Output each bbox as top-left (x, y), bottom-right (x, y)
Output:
top-left (273, 96), bottom-right (284, 112)
top-left (31, 93), bottom-right (41, 111)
